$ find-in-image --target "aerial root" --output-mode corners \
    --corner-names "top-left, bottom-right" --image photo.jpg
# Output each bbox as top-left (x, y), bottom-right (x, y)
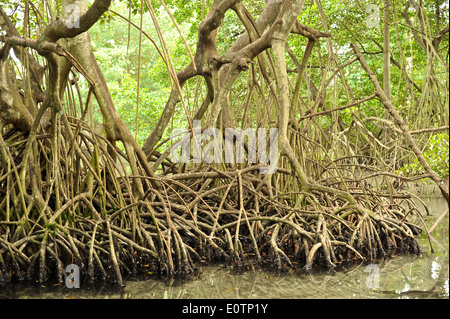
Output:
top-left (0, 126), bottom-right (425, 285)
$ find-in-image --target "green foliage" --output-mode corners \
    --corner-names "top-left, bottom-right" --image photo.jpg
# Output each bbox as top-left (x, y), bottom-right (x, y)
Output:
top-left (398, 133), bottom-right (449, 178)
top-left (109, 73), bottom-right (169, 147)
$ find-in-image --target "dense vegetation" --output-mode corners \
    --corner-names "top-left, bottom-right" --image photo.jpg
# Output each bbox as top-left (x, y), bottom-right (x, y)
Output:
top-left (0, 0), bottom-right (448, 286)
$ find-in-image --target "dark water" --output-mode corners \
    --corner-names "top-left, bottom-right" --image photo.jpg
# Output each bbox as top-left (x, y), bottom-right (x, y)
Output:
top-left (1, 196), bottom-right (448, 299)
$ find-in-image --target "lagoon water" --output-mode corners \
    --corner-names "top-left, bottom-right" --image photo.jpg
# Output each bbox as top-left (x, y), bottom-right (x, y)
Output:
top-left (2, 195), bottom-right (448, 299)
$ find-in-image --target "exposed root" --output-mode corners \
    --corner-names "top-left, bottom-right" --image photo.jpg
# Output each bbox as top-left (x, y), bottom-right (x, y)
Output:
top-left (0, 114), bottom-right (427, 286)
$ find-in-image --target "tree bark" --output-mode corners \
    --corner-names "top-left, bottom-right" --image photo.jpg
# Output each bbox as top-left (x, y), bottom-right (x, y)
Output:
top-left (0, 44), bottom-right (34, 131)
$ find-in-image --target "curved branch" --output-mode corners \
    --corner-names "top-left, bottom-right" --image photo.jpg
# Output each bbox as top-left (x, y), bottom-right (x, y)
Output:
top-left (42, 0), bottom-right (113, 42)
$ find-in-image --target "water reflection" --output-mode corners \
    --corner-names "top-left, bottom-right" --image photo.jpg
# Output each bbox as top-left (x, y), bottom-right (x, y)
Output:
top-left (96, 196), bottom-right (450, 299)
top-left (1, 197), bottom-right (448, 299)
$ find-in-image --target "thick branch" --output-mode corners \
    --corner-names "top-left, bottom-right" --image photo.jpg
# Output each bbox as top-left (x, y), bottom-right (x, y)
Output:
top-left (42, 0), bottom-right (113, 42)
top-left (0, 44), bottom-right (34, 131)
top-left (291, 21), bottom-right (330, 40)
top-left (0, 6), bottom-right (45, 103)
